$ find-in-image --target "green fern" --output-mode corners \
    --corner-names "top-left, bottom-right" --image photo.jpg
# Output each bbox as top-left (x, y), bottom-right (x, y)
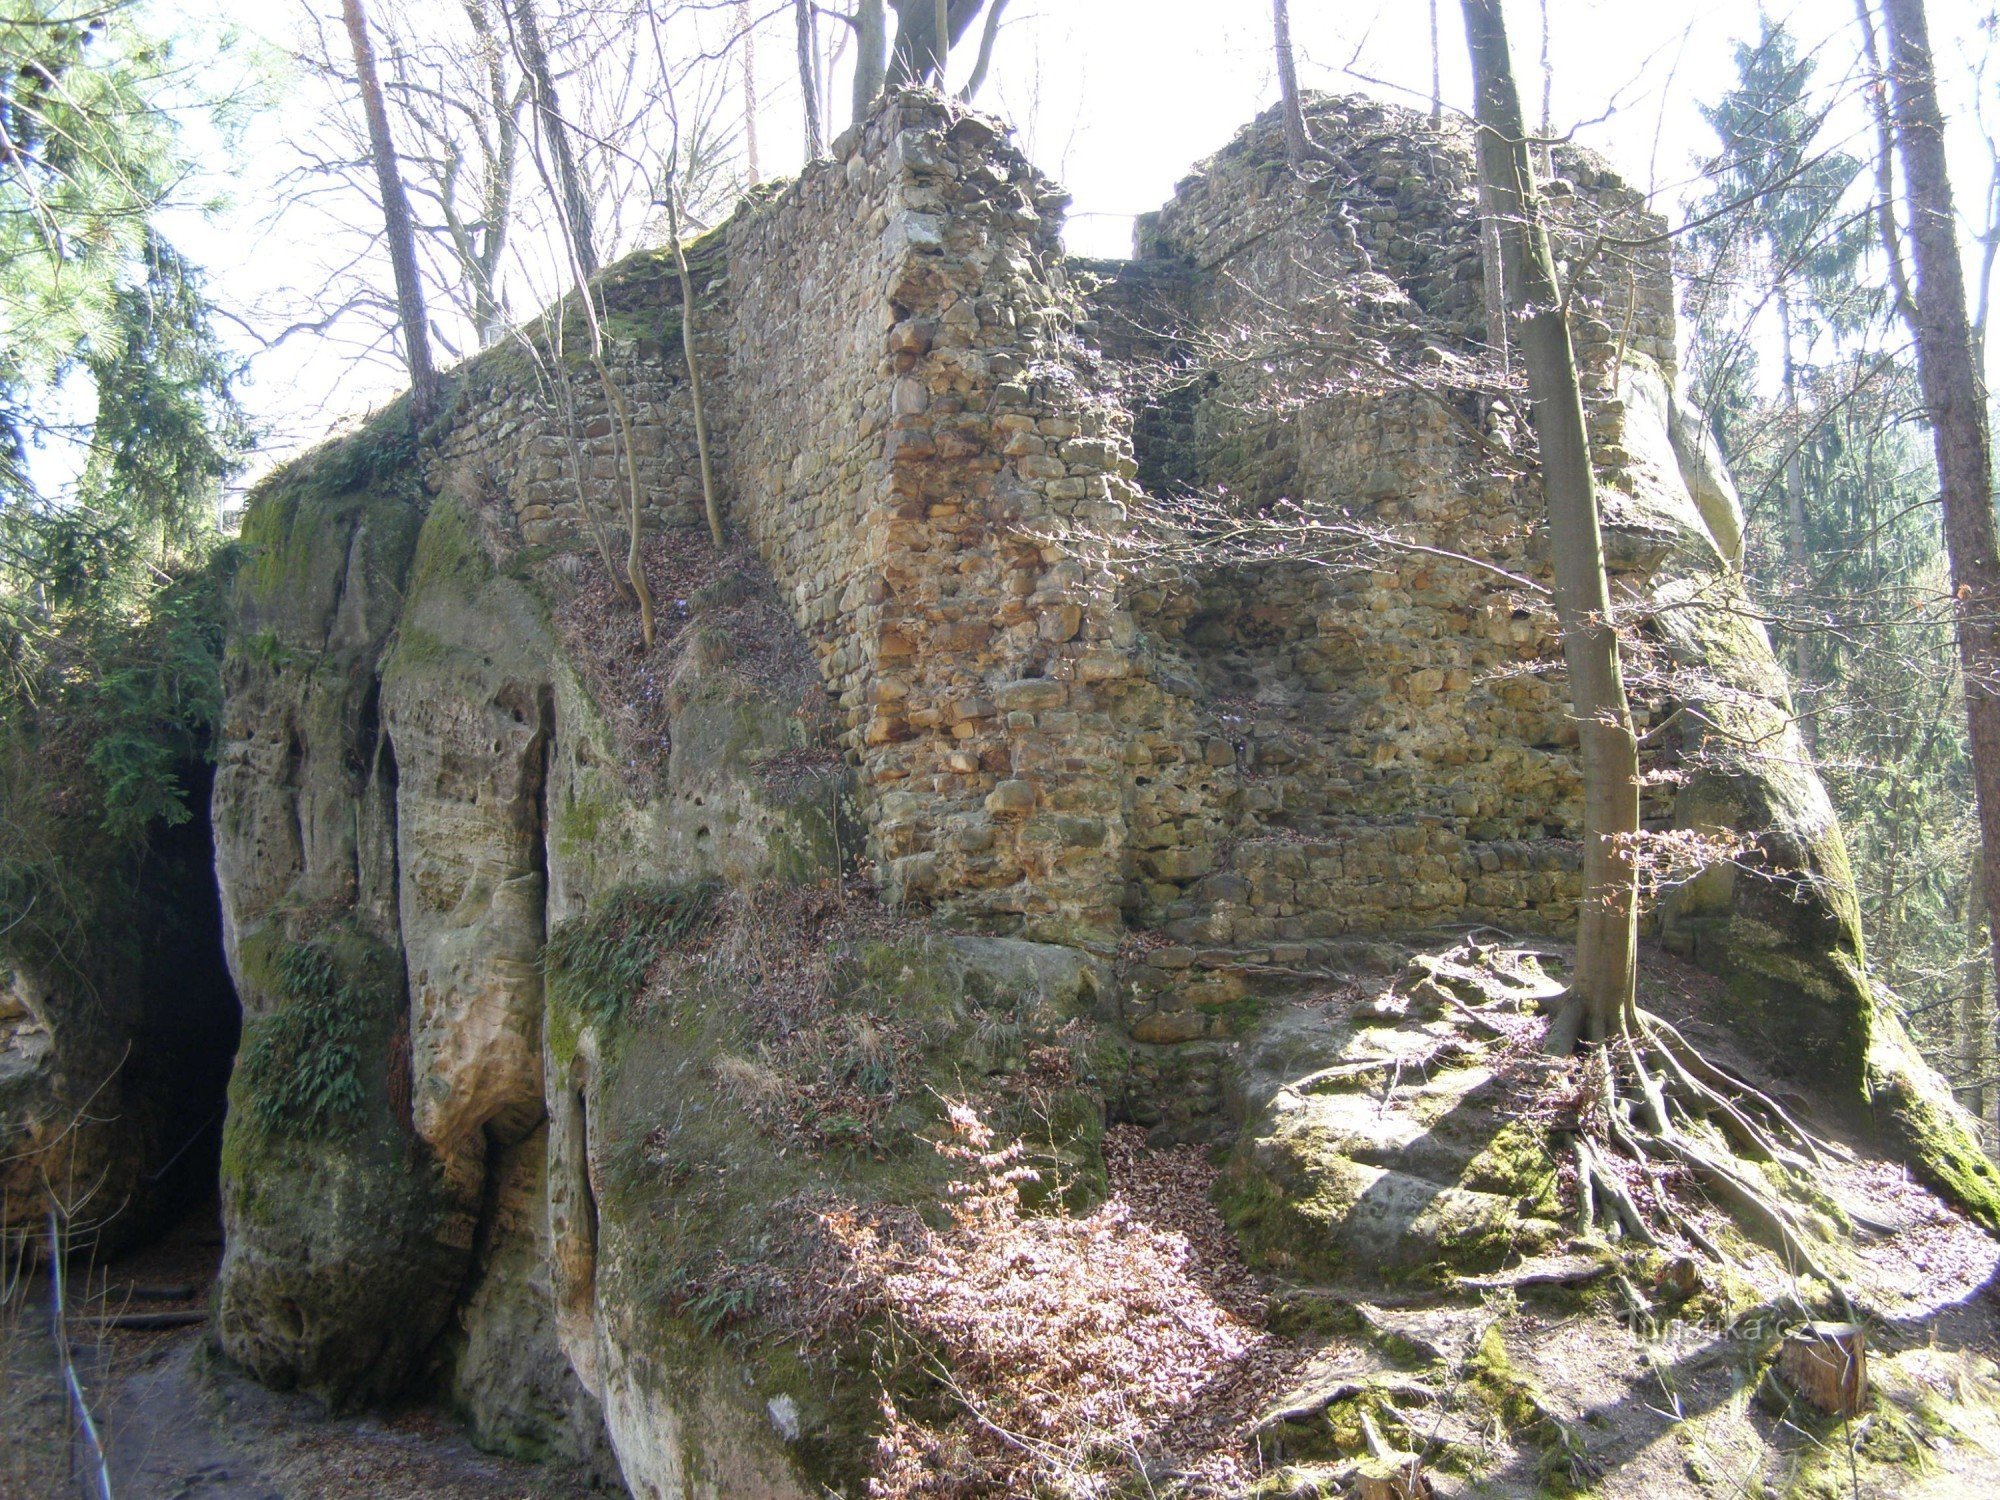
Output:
top-left (236, 938), bottom-right (371, 1139)
top-left (543, 879), bottom-right (722, 1030)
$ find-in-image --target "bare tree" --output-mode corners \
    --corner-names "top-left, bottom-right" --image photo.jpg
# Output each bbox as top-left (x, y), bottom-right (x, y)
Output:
top-left (1876, 0), bottom-right (2000, 1016)
top-left (341, 0), bottom-right (440, 425)
top-left (956, 0), bottom-right (1007, 102)
top-left (1452, 0), bottom-right (1850, 1277)
top-left (1272, 0), bottom-right (1311, 169)
top-left (639, 4), bottom-right (725, 552)
top-left (833, 0), bottom-right (998, 123)
top-left (795, 0), bottom-right (824, 159)
top-left (737, 0), bottom-right (761, 180)
top-left (1429, 0), bottom-right (1442, 126)
top-left (515, 0), bottom-right (656, 646)
top-left (1460, 0), bottom-right (1638, 1050)
top-left (851, 0), bottom-right (887, 121)
top-left (885, 0), bottom-right (983, 90)
top-left (511, 0), bottom-right (597, 275)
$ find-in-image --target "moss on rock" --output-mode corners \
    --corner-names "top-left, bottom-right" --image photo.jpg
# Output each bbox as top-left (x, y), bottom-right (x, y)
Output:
top-left (217, 917), bottom-right (466, 1409)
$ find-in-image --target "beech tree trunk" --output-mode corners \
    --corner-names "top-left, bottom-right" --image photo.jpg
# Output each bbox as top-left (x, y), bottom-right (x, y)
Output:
top-left (1879, 0), bottom-right (2000, 1016)
top-left (853, 0), bottom-right (888, 122)
top-left (512, 0), bottom-right (596, 277)
top-left (1273, 0), bottom-right (1311, 167)
top-left (663, 182), bottom-right (725, 552)
top-left (1777, 290), bottom-right (1815, 747)
top-left (1429, 0), bottom-right (1443, 126)
top-left (796, 0), bottom-right (824, 160)
top-left (738, 0), bottom-right (761, 181)
top-left (341, 0), bottom-right (439, 427)
top-left (886, 0), bottom-right (981, 90)
top-left (957, 0), bottom-right (1008, 101)
top-left (1460, 0), bottom-right (1640, 1046)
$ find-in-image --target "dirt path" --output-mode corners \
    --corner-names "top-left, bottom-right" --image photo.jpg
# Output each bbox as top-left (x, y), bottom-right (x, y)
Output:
top-left (90, 1334), bottom-right (278, 1499)
top-left (50, 1199), bottom-right (606, 1500)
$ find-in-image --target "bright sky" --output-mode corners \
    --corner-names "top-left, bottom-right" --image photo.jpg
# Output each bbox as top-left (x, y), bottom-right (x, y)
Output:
top-left (170, 0), bottom-right (2000, 478)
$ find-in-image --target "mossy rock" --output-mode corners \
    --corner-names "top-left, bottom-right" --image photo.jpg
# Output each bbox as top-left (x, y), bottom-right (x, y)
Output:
top-left (571, 923), bottom-right (1118, 1494)
top-left (233, 399), bottom-right (426, 649)
top-left (217, 918), bottom-right (468, 1409)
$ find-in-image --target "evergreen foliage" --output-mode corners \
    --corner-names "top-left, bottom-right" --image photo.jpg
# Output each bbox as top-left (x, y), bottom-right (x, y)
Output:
top-left (1682, 20), bottom-right (1988, 1114)
top-left (0, 2), bottom-right (249, 984)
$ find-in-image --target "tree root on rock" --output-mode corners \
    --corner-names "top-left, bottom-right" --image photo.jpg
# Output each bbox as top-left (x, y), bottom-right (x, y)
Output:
top-left (1556, 1021), bottom-right (1853, 1301)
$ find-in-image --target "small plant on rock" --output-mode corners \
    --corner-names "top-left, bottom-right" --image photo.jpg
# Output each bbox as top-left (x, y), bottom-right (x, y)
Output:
top-left (543, 878), bottom-right (722, 1031)
top-left (237, 940), bottom-right (371, 1139)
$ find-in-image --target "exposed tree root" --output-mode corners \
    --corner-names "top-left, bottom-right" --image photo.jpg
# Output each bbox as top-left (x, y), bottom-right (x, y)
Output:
top-left (1557, 1017), bottom-right (1852, 1300)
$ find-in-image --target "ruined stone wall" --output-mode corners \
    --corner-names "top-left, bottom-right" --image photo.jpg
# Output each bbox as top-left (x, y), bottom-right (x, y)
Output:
top-left (1096, 100), bottom-right (1696, 969)
top-left (720, 96), bottom-right (1151, 944)
top-left (429, 263), bottom-right (718, 548)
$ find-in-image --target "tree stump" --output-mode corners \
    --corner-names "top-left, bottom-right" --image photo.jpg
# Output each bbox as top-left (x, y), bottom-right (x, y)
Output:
top-left (1354, 1452), bottom-right (1430, 1500)
top-left (1775, 1322), bottom-right (1868, 1417)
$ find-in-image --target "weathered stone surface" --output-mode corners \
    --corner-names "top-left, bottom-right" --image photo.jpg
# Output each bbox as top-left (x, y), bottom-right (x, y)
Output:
top-left (205, 84), bottom-right (2000, 1497)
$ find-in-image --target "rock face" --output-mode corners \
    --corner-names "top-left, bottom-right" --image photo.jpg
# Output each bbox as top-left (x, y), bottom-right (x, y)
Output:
top-left (205, 89), bottom-right (1999, 1494)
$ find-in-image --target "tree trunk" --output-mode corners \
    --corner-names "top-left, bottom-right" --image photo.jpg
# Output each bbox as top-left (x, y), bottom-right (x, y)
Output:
top-left (1879, 0), bottom-right (2000, 1015)
top-left (1963, 861), bottom-right (1996, 1141)
top-left (1536, 0), bottom-right (1554, 175)
top-left (1460, 0), bottom-right (1640, 1046)
top-left (663, 182), bottom-right (725, 552)
top-left (887, 0), bottom-right (981, 90)
top-left (462, 0), bottom-right (519, 347)
top-left (796, 0), bottom-right (824, 160)
top-left (957, 0), bottom-right (1008, 101)
top-left (1776, 288), bottom-right (1814, 748)
top-left (1429, 0), bottom-right (1443, 126)
top-left (341, 0), bottom-right (439, 427)
top-left (853, 0), bottom-right (888, 122)
top-left (511, 0), bottom-right (596, 277)
top-left (1273, 0), bottom-right (1311, 168)
top-left (737, 0), bottom-right (761, 181)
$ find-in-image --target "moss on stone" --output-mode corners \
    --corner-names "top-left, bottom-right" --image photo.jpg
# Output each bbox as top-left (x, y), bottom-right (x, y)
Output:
top-left (217, 913), bottom-right (465, 1410)
top-left (542, 879), bottom-right (722, 1068)
top-left (577, 925), bottom-right (1115, 1494)
top-left (1868, 1017), bottom-right (2000, 1233)
top-left (234, 399), bottom-right (426, 644)
top-left (1458, 1120), bottom-right (1562, 1218)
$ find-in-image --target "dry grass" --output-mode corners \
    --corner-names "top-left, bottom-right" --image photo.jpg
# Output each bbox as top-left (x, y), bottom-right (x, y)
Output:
top-left (667, 883), bottom-right (933, 1154)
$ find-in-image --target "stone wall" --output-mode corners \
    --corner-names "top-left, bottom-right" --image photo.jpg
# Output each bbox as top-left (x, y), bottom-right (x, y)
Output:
top-left (429, 249), bottom-right (722, 547)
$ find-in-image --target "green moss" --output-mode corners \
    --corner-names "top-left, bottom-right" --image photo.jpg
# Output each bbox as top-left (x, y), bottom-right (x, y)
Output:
top-left (218, 913), bottom-right (464, 1409)
top-left (1217, 1151), bottom-right (1349, 1281)
top-left (233, 398), bottom-right (426, 646)
top-left (552, 786), bottom-right (613, 859)
top-left (1466, 1325), bottom-right (1596, 1494)
top-left (1868, 1021), bottom-right (2000, 1232)
top-left (1459, 1120), bottom-right (1563, 1217)
top-left (403, 493), bottom-right (494, 602)
top-left (767, 792), bottom-right (847, 885)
